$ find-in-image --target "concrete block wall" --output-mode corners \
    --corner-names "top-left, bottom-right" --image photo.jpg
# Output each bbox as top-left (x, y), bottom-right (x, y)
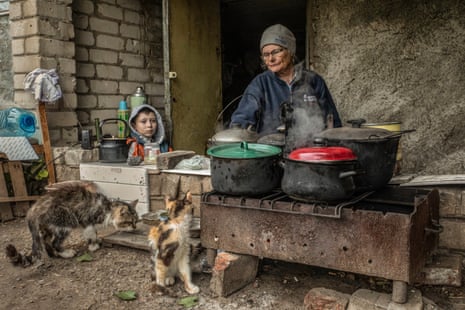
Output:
top-left (0, 0), bottom-right (13, 105)
top-left (9, 0), bottom-right (77, 145)
top-left (73, 0), bottom-right (165, 139)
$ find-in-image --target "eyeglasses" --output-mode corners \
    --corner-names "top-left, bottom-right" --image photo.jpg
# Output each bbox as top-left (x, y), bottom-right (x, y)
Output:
top-left (261, 48), bottom-right (285, 59)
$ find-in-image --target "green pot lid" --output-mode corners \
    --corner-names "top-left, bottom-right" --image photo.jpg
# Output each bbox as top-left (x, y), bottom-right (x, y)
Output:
top-left (207, 141), bottom-right (281, 159)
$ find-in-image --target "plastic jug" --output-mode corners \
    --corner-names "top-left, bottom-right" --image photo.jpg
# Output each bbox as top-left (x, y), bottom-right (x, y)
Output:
top-left (0, 107), bottom-right (37, 137)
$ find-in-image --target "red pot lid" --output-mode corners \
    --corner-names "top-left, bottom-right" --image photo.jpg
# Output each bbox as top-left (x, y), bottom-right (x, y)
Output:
top-left (289, 146), bottom-right (357, 161)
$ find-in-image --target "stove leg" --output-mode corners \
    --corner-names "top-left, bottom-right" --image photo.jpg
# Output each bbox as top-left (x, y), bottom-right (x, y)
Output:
top-left (392, 280), bottom-right (408, 304)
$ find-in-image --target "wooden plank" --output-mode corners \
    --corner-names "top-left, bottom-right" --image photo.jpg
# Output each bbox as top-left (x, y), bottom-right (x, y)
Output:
top-left (0, 195), bottom-right (41, 203)
top-left (7, 161), bottom-right (30, 217)
top-left (401, 174), bottom-right (465, 187)
top-left (38, 101), bottom-right (56, 184)
top-left (0, 162), bottom-right (14, 221)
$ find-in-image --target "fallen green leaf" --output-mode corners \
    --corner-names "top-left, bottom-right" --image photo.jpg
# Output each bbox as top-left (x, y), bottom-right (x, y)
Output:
top-left (114, 290), bottom-right (137, 301)
top-left (178, 295), bottom-right (198, 308)
top-left (76, 252), bottom-right (93, 262)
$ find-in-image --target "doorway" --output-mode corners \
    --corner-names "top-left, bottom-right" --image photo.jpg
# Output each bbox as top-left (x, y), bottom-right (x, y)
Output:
top-left (219, 0), bottom-right (308, 129)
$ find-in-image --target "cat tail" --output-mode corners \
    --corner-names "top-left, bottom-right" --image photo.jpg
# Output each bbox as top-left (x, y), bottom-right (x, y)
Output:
top-left (5, 244), bottom-right (34, 267)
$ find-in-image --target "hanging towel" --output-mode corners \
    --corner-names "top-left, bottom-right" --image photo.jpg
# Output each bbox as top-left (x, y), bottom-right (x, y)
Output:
top-left (24, 68), bottom-right (63, 103)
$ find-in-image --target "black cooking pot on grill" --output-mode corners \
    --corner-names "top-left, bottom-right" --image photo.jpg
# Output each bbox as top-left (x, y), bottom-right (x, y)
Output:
top-left (207, 141), bottom-right (282, 196)
top-left (314, 127), bottom-right (403, 192)
top-left (99, 118), bottom-right (129, 163)
top-left (281, 146), bottom-right (358, 202)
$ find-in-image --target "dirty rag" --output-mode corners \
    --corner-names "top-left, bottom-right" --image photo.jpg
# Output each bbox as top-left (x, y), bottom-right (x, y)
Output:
top-left (24, 68), bottom-right (63, 103)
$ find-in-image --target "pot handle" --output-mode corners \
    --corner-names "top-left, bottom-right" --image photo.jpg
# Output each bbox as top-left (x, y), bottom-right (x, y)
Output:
top-left (313, 137), bottom-right (328, 146)
top-left (339, 170), bottom-right (358, 179)
top-left (347, 118), bottom-right (366, 128)
top-left (240, 141), bottom-right (249, 151)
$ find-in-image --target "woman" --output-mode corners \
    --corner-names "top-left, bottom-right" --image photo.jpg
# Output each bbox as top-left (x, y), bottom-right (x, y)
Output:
top-left (230, 24), bottom-right (342, 154)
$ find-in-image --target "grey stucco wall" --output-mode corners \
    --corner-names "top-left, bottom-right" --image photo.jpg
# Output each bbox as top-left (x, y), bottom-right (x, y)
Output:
top-left (0, 0), bottom-right (13, 106)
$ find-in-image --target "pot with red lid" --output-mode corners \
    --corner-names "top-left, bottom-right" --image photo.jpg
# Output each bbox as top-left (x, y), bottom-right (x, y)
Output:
top-left (281, 146), bottom-right (359, 202)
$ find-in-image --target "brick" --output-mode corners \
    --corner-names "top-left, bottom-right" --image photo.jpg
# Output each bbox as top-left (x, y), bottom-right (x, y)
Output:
top-left (117, 0), bottom-right (141, 11)
top-left (24, 36), bottom-right (40, 54)
top-left (58, 58), bottom-right (76, 75)
top-left (77, 63), bottom-right (95, 78)
top-left (62, 93), bottom-right (78, 109)
top-left (8, 1), bottom-right (22, 20)
top-left (120, 23), bottom-right (140, 39)
top-left (10, 17), bottom-right (39, 37)
top-left (35, 2), bottom-right (70, 20)
top-left (97, 95), bottom-right (123, 108)
top-left (14, 90), bottom-right (39, 106)
top-left (55, 164), bottom-right (80, 182)
top-left (47, 111), bottom-right (78, 127)
top-left (89, 80), bottom-right (118, 94)
top-left (39, 57), bottom-right (58, 69)
top-left (125, 39), bottom-right (142, 53)
top-left (97, 3), bottom-right (123, 20)
top-left (74, 14), bottom-right (89, 30)
top-left (119, 81), bottom-right (142, 95)
top-left (149, 197), bottom-right (165, 212)
top-left (72, 0), bottom-right (94, 15)
top-left (124, 10), bottom-right (141, 24)
top-left (12, 55), bottom-right (41, 73)
top-left (13, 74), bottom-right (26, 90)
top-left (75, 30), bottom-right (95, 46)
top-left (89, 48), bottom-right (118, 64)
top-left (160, 173), bottom-right (181, 198)
top-left (149, 173), bottom-right (163, 196)
top-left (440, 218), bottom-right (465, 250)
top-left (61, 127), bottom-right (79, 145)
top-left (40, 38), bottom-right (75, 58)
top-left (76, 78), bottom-right (89, 93)
top-left (75, 47), bottom-right (89, 61)
top-left (209, 252), bottom-right (259, 297)
top-left (96, 34), bottom-right (124, 50)
top-left (128, 68), bottom-right (150, 82)
top-left (96, 64), bottom-right (123, 80)
top-left (144, 82), bottom-right (164, 95)
top-left (119, 52), bottom-right (144, 68)
top-left (11, 38), bottom-right (24, 55)
top-left (416, 254), bottom-right (462, 287)
top-left (58, 21), bottom-right (75, 40)
top-left (58, 78), bottom-right (75, 93)
top-left (304, 287), bottom-right (350, 310)
top-left (77, 95), bottom-right (97, 108)
top-left (179, 175), bottom-right (204, 195)
top-left (89, 17), bottom-right (118, 34)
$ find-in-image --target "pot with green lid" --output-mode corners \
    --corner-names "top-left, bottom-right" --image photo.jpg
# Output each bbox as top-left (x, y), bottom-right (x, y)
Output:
top-left (207, 141), bottom-right (283, 196)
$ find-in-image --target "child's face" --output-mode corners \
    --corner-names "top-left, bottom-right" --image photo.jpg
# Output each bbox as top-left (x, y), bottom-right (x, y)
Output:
top-left (134, 111), bottom-right (157, 138)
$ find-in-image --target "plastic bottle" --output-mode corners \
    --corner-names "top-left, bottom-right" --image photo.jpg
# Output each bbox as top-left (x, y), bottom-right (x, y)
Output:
top-left (129, 86), bottom-right (147, 110)
top-left (0, 107), bottom-right (36, 137)
top-left (117, 100), bottom-right (129, 138)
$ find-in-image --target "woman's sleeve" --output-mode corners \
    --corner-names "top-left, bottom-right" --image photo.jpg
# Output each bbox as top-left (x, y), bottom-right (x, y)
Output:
top-left (313, 75), bottom-right (342, 128)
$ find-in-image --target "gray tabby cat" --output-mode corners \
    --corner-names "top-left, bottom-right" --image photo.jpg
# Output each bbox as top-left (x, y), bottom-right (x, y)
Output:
top-left (5, 181), bottom-right (139, 267)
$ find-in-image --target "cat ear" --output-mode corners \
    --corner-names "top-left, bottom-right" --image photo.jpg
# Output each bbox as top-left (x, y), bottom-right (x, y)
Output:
top-left (184, 191), bottom-right (192, 204)
top-left (130, 199), bottom-right (139, 208)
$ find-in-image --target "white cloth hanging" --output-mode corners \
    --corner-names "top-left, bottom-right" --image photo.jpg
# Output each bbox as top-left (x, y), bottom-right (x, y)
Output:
top-left (24, 68), bottom-right (63, 103)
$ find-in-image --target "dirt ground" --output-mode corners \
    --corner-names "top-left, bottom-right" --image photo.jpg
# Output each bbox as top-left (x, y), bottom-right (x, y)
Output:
top-left (0, 218), bottom-right (464, 310)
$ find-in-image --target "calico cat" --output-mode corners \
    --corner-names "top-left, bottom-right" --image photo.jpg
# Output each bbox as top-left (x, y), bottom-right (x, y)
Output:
top-left (148, 191), bottom-right (200, 295)
top-left (5, 181), bottom-right (139, 267)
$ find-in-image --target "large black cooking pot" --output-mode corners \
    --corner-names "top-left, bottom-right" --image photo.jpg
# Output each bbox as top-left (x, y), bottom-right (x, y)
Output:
top-left (99, 118), bottom-right (129, 163)
top-left (314, 127), bottom-right (401, 192)
top-left (281, 146), bottom-right (358, 202)
top-left (207, 142), bottom-right (282, 196)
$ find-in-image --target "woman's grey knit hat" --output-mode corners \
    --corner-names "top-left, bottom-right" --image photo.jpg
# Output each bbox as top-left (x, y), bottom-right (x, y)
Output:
top-left (259, 24), bottom-right (296, 55)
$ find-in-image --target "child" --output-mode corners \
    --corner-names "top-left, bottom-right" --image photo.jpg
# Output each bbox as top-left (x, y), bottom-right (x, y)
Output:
top-left (126, 104), bottom-right (168, 166)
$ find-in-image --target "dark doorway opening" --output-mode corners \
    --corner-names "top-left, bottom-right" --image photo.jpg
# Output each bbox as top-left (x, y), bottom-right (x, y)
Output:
top-left (219, 0), bottom-right (307, 129)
